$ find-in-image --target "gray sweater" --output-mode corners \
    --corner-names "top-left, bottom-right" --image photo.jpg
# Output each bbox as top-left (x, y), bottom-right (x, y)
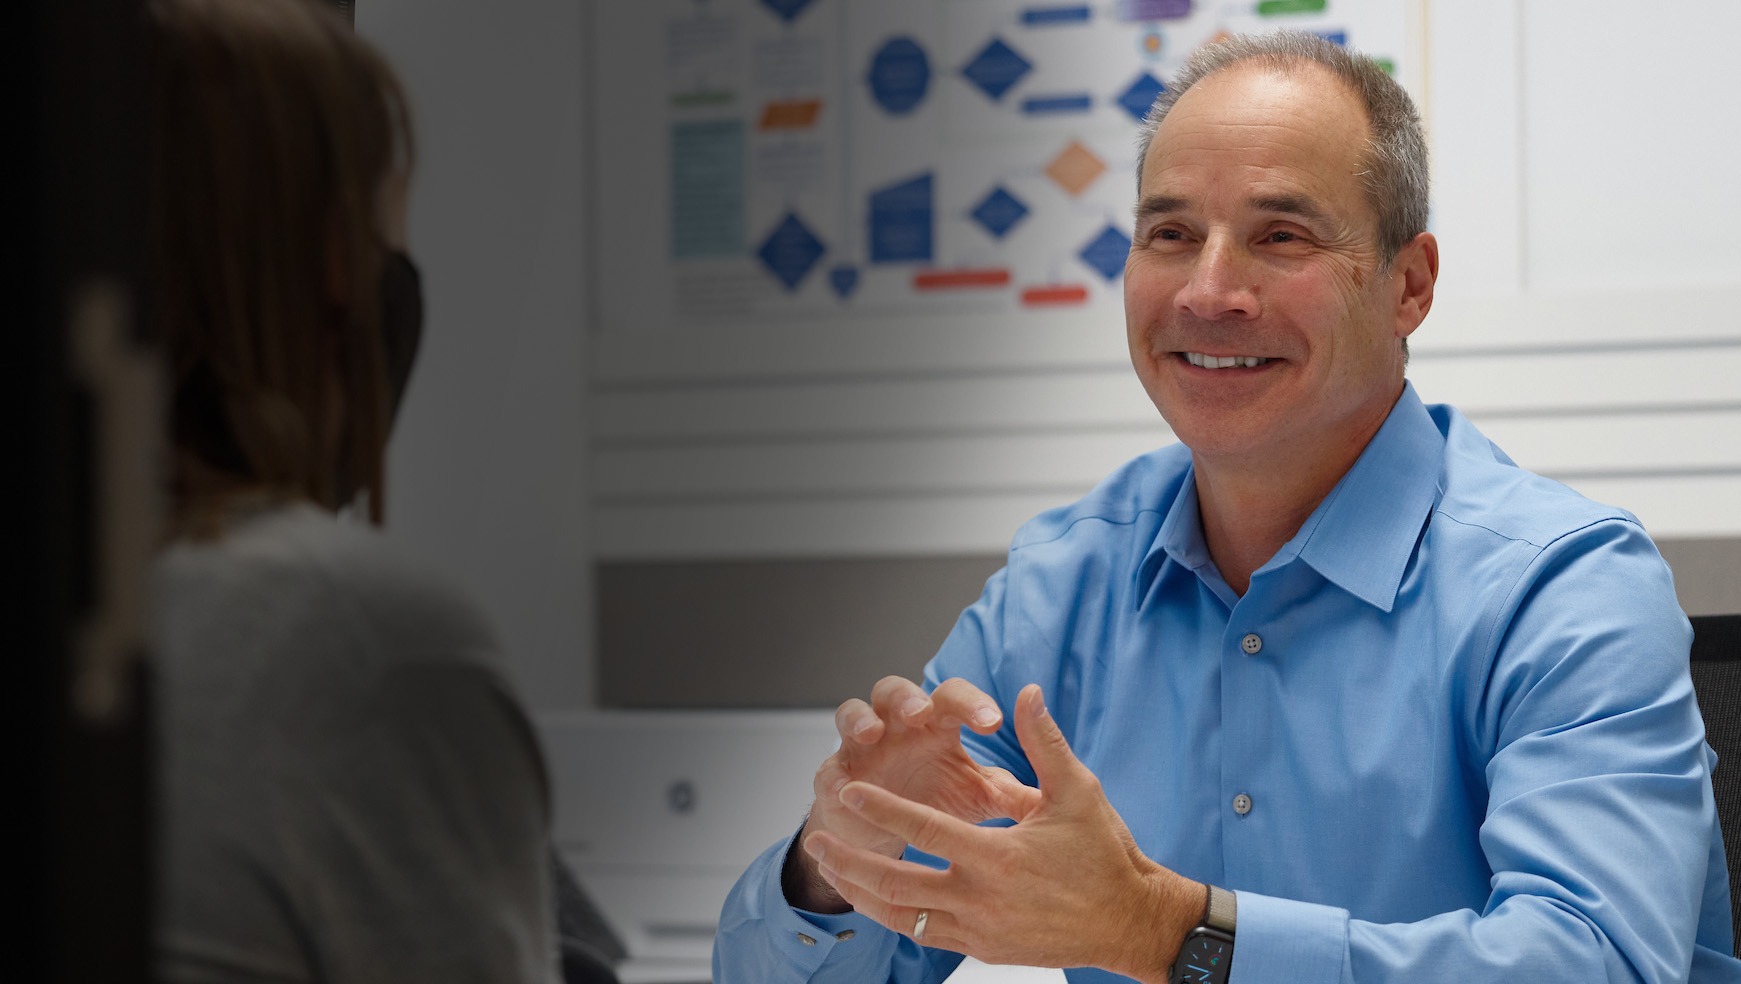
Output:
top-left (153, 503), bottom-right (557, 983)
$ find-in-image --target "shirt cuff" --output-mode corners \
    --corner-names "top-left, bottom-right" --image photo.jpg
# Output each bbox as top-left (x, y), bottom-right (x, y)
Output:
top-left (757, 830), bottom-right (889, 974)
top-left (1228, 891), bottom-right (1348, 984)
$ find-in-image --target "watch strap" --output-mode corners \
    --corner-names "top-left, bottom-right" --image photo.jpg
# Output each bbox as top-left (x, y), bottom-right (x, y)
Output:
top-left (1204, 884), bottom-right (1236, 934)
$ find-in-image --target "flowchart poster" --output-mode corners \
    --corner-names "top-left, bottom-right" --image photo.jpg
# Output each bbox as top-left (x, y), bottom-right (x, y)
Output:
top-left (594, 0), bottom-right (1414, 329)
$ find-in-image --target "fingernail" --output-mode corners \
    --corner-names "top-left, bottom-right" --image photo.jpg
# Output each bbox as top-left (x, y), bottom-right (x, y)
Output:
top-left (900, 697), bottom-right (928, 719)
top-left (839, 784), bottom-right (866, 811)
top-left (803, 835), bottom-right (826, 863)
top-left (973, 707), bottom-right (1000, 728)
top-left (850, 718), bottom-right (875, 738)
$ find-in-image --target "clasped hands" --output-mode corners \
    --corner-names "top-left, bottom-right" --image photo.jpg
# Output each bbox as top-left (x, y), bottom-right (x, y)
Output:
top-left (784, 676), bottom-right (1203, 982)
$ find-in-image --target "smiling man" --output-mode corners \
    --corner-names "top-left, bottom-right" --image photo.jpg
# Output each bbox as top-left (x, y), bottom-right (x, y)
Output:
top-left (713, 32), bottom-right (1738, 984)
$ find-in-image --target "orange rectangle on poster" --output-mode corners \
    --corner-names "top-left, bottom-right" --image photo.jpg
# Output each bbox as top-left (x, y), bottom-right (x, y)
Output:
top-left (759, 100), bottom-right (823, 129)
top-left (1020, 284), bottom-right (1090, 305)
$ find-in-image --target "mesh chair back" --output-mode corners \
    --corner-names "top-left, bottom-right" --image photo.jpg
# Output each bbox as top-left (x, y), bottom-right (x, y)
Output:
top-left (1691, 613), bottom-right (1741, 956)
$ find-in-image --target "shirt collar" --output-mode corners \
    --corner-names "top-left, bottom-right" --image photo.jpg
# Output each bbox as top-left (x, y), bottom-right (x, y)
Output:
top-left (1135, 382), bottom-right (1445, 613)
top-left (1134, 459), bottom-right (1213, 608)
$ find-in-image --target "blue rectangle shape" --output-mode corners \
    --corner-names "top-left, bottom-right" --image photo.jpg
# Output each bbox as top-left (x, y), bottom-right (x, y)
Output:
top-left (1022, 5), bottom-right (1092, 25)
top-left (1021, 93), bottom-right (1093, 115)
top-left (869, 173), bottom-right (935, 264)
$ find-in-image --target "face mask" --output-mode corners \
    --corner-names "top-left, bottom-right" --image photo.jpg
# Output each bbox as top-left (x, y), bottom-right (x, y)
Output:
top-left (380, 249), bottom-right (424, 420)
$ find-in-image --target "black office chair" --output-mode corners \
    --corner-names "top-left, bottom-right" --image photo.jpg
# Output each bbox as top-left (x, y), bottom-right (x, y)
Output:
top-left (1690, 613), bottom-right (1741, 955)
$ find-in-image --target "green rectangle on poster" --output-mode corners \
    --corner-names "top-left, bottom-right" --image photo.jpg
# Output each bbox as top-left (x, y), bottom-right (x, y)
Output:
top-left (671, 119), bottom-right (745, 259)
top-left (1257, 0), bottom-right (1328, 15)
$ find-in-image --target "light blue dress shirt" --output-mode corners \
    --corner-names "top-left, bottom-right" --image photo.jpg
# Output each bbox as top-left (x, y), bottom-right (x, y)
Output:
top-left (714, 384), bottom-right (1739, 983)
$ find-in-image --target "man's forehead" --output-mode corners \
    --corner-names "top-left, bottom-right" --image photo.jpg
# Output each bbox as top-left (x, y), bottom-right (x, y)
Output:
top-left (1140, 60), bottom-right (1370, 194)
top-left (1150, 60), bottom-right (1366, 153)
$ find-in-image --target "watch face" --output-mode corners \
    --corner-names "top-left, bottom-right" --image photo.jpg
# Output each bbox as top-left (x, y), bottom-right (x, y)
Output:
top-left (1175, 935), bottom-right (1231, 984)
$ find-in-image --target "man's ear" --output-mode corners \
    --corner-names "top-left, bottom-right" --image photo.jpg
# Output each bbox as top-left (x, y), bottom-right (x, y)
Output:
top-left (1392, 231), bottom-right (1438, 340)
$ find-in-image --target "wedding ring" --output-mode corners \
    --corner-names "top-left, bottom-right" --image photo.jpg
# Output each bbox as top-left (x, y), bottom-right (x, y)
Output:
top-left (913, 910), bottom-right (929, 941)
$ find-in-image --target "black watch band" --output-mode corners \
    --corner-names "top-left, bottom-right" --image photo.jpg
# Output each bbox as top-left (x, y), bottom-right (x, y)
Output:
top-left (1170, 885), bottom-right (1236, 984)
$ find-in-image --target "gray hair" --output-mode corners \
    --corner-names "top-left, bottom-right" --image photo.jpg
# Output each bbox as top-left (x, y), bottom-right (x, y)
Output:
top-left (1135, 31), bottom-right (1428, 267)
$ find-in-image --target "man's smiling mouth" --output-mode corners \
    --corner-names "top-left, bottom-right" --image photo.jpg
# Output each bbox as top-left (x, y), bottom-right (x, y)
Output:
top-left (1182, 352), bottom-right (1273, 369)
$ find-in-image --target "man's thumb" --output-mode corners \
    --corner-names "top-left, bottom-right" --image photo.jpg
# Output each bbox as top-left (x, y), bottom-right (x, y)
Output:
top-left (1014, 683), bottom-right (1082, 794)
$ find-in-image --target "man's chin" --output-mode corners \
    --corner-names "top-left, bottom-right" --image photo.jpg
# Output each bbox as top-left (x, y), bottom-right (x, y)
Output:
top-left (1158, 406), bottom-right (1286, 463)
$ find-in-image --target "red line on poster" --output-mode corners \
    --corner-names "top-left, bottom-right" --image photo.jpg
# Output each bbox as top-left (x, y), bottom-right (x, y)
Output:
top-left (913, 268), bottom-right (1011, 290)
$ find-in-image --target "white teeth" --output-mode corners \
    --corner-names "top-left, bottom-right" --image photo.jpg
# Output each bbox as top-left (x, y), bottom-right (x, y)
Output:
top-left (1184, 352), bottom-right (1269, 369)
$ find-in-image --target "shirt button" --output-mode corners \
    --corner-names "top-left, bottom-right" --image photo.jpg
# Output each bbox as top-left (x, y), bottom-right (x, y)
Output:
top-left (1232, 793), bottom-right (1253, 815)
top-left (835, 930), bottom-right (856, 941)
top-left (1241, 633), bottom-right (1263, 655)
top-left (797, 933), bottom-right (816, 946)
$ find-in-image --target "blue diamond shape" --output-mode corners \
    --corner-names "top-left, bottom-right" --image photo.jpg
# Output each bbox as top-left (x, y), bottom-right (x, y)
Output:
top-left (758, 213), bottom-right (825, 291)
top-left (759, 0), bottom-right (818, 23)
top-left (1117, 72), bottom-right (1166, 123)
top-left (961, 38), bottom-right (1032, 102)
top-left (970, 186), bottom-right (1029, 240)
top-left (1079, 225), bottom-right (1131, 281)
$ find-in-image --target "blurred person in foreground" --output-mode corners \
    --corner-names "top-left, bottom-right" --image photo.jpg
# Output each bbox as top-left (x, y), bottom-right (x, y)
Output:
top-left (148, 0), bottom-right (560, 979)
top-left (714, 32), bottom-right (1736, 984)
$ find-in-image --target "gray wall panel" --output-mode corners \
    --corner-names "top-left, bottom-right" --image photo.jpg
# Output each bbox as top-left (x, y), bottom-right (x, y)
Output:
top-left (600, 538), bottom-right (1741, 709)
top-left (1660, 538), bottom-right (1741, 617)
top-left (599, 555), bottom-right (1003, 709)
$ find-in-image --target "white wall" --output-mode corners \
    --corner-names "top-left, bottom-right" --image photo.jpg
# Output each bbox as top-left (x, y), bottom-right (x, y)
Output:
top-left (356, 0), bottom-right (594, 710)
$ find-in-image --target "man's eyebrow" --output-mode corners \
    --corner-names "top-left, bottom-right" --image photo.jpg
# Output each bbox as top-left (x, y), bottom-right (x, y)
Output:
top-left (1133, 194), bottom-right (1188, 221)
top-left (1134, 193), bottom-right (1334, 226)
top-left (1251, 194), bottom-right (1333, 225)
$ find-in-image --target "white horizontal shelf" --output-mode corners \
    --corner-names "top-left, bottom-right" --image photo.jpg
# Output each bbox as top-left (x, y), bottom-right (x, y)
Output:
top-left (593, 409), bottom-right (1739, 503)
top-left (593, 345), bottom-right (1741, 445)
top-left (592, 285), bottom-right (1741, 385)
top-left (594, 471), bottom-right (1741, 560)
top-left (593, 428), bottom-right (1173, 501)
top-left (595, 489), bottom-right (1079, 560)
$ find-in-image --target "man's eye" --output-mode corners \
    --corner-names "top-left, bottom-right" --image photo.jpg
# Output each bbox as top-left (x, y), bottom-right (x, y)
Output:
top-left (1266, 229), bottom-right (1300, 243)
top-left (1156, 228), bottom-right (1184, 241)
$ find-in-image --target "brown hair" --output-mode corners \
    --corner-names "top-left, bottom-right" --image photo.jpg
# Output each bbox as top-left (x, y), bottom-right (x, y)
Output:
top-left (149, 0), bottom-right (413, 535)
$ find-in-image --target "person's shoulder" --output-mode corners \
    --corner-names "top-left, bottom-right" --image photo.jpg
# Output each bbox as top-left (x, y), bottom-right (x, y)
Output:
top-left (1427, 403), bottom-right (1643, 550)
top-left (300, 509), bottom-right (503, 670)
top-left (1009, 442), bottom-right (1192, 553)
top-left (168, 503), bottom-right (503, 673)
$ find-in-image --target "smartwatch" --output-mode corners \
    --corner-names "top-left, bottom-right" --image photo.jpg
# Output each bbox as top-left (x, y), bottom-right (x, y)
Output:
top-left (1170, 884), bottom-right (1236, 984)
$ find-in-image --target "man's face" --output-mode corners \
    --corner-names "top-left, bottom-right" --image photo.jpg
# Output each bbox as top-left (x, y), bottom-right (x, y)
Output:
top-left (1125, 62), bottom-right (1415, 470)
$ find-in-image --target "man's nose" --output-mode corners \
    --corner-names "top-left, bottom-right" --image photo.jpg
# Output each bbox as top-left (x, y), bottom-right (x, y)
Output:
top-left (1175, 238), bottom-right (1259, 321)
